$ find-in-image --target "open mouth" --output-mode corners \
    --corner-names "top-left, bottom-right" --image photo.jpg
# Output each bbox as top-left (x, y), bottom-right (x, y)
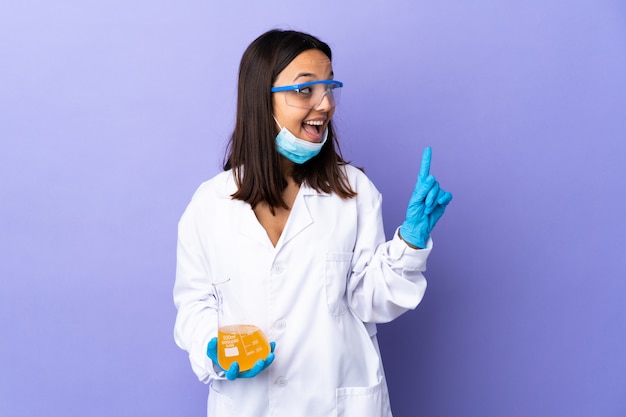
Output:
top-left (302, 120), bottom-right (325, 141)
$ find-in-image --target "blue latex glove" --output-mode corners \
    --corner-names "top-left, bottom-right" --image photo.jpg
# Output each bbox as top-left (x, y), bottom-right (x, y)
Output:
top-left (399, 147), bottom-right (453, 249)
top-left (207, 337), bottom-right (276, 381)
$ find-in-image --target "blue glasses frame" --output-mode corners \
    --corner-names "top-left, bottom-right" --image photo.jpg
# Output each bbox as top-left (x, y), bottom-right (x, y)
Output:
top-left (270, 79), bottom-right (344, 93)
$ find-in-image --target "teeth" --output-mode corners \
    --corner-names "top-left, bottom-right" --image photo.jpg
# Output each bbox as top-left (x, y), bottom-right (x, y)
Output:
top-left (304, 120), bottom-right (324, 126)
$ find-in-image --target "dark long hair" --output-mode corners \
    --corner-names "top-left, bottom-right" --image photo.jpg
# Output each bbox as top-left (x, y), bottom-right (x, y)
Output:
top-left (223, 29), bottom-right (356, 211)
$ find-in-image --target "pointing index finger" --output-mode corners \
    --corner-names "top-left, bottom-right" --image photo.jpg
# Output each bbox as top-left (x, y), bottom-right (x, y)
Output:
top-left (419, 147), bottom-right (432, 181)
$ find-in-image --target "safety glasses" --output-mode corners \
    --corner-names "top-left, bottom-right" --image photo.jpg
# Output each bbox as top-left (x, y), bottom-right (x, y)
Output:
top-left (271, 79), bottom-right (343, 109)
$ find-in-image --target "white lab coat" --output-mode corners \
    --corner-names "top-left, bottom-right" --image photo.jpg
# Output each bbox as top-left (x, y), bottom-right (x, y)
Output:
top-left (174, 165), bottom-right (432, 417)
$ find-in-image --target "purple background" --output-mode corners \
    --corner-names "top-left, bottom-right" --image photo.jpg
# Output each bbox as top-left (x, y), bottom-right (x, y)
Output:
top-left (2, 1), bottom-right (625, 416)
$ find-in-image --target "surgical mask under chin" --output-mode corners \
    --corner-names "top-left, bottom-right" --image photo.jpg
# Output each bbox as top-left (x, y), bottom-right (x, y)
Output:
top-left (274, 119), bottom-right (328, 164)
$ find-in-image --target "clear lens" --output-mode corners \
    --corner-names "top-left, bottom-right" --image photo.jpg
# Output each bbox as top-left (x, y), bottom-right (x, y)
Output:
top-left (276, 81), bottom-right (342, 109)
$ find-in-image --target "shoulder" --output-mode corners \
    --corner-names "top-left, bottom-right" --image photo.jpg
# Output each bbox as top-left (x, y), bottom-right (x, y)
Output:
top-left (338, 164), bottom-right (382, 214)
top-left (341, 164), bottom-right (380, 195)
top-left (181, 171), bottom-right (238, 218)
top-left (180, 170), bottom-right (238, 223)
top-left (190, 170), bottom-right (237, 202)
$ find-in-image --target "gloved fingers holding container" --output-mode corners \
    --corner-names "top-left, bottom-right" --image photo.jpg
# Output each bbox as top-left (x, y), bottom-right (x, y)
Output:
top-left (207, 337), bottom-right (276, 381)
top-left (399, 147), bottom-right (453, 249)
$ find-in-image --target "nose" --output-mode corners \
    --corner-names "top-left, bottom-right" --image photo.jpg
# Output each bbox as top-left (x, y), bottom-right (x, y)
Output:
top-left (314, 92), bottom-right (334, 111)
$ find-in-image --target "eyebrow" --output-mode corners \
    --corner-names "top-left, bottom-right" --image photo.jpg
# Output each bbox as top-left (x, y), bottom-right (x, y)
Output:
top-left (293, 71), bottom-right (334, 82)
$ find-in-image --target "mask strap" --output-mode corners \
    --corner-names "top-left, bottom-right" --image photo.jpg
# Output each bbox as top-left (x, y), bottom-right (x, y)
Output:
top-left (273, 116), bottom-right (283, 130)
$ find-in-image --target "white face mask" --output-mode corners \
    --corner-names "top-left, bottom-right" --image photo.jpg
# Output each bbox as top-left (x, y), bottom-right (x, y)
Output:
top-left (274, 118), bottom-right (328, 164)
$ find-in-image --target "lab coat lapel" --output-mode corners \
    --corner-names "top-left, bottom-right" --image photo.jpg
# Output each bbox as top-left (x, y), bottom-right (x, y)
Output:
top-left (226, 174), bottom-right (328, 250)
top-left (238, 203), bottom-right (274, 248)
top-left (222, 172), bottom-right (273, 249)
top-left (277, 184), bottom-right (325, 249)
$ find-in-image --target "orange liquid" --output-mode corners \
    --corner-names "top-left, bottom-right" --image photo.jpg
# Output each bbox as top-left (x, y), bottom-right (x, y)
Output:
top-left (217, 324), bottom-right (271, 371)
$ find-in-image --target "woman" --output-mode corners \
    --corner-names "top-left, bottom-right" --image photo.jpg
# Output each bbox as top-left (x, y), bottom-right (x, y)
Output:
top-left (174, 29), bottom-right (452, 416)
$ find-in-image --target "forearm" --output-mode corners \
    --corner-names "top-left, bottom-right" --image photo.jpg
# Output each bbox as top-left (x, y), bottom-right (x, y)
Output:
top-left (347, 230), bottom-right (431, 323)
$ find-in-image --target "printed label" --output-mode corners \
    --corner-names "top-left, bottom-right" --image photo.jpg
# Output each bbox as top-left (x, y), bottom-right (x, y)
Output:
top-left (225, 347), bottom-right (239, 357)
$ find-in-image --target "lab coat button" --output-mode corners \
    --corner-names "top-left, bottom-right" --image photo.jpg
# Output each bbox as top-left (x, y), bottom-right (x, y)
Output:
top-left (275, 377), bottom-right (288, 386)
top-left (274, 320), bottom-right (286, 330)
top-left (272, 265), bottom-right (284, 275)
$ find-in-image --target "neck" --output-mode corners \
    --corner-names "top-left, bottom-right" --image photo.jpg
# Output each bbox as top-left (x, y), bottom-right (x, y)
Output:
top-left (280, 155), bottom-right (295, 178)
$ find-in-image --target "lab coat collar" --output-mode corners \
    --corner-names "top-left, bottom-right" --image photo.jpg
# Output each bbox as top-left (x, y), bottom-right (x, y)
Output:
top-left (235, 193), bottom-right (313, 250)
top-left (298, 182), bottom-right (331, 197)
top-left (222, 170), bottom-right (330, 250)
